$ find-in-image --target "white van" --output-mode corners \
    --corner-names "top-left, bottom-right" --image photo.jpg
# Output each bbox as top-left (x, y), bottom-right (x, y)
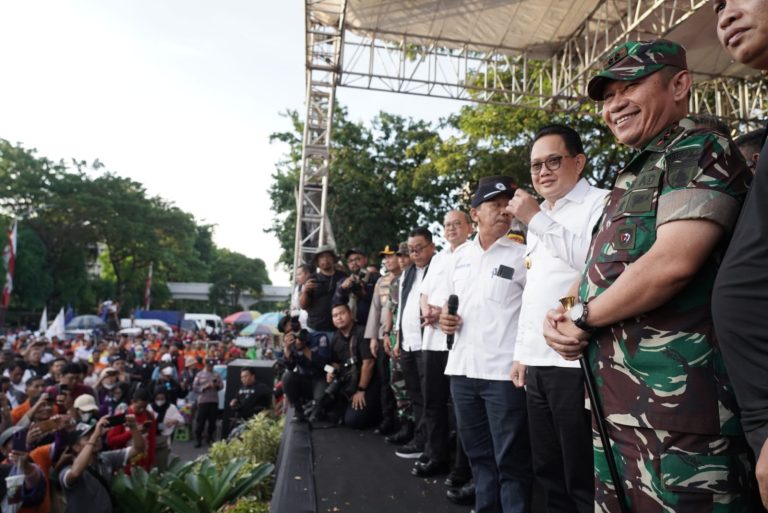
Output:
top-left (183, 313), bottom-right (224, 336)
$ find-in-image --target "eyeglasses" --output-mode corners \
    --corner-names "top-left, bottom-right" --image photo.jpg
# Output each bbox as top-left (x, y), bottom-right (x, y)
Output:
top-left (529, 155), bottom-right (575, 175)
top-left (407, 243), bottom-right (431, 254)
top-left (444, 221), bottom-right (465, 229)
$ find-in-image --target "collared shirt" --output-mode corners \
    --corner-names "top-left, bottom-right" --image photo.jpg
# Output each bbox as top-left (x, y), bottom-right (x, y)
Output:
top-left (515, 178), bottom-right (609, 368)
top-left (421, 242), bottom-right (469, 351)
top-left (435, 235), bottom-right (527, 381)
top-left (399, 266), bottom-right (425, 351)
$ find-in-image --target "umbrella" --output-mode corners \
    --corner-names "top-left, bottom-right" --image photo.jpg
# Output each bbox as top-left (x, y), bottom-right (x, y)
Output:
top-left (66, 315), bottom-right (107, 330)
top-left (251, 312), bottom-right (283, 327)
top-left (223, 310), bottom-right (261, 325)
top-left (240, 323), bottom-right (279, 337)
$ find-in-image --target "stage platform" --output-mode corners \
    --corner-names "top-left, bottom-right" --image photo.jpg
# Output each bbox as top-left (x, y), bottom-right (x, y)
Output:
top-left (271, 413), bottom-right (472, 513)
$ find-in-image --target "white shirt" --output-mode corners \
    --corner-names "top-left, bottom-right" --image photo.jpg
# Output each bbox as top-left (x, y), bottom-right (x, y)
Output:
top-left (74, 346), bottom-right (94, 364)
top-left (434, 235), bottom-right (527, 381)
top-left (289, 285), bottom-right (309, 329)
top-left (514, 178), bottom-right (609, 368)
top-left (420, 242), bottom-right (469, 351)
top-left (399, 266), bottom-right (425, 352)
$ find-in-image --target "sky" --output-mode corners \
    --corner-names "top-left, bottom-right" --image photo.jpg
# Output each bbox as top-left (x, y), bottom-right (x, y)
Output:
top-left (0, 1), bottom-right (461, 286)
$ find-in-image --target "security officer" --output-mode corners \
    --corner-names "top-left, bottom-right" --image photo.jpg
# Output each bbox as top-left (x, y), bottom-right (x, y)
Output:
top-left (543, 40), bottom-right (754, 512)
top-left (279, 315), bottom-right (331, 422)
top-left (364, 243), bottom-right (402, 435)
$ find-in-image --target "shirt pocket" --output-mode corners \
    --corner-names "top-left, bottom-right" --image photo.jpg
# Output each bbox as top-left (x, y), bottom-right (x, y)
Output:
top-left (485, 275), bottom-right (515, 305)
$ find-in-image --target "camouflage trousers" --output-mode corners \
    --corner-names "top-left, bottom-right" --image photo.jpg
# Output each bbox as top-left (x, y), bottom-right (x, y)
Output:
top-left (388, 334), bottom-right (413, 422)
top-left (594, 420), bottom-right (756, 512)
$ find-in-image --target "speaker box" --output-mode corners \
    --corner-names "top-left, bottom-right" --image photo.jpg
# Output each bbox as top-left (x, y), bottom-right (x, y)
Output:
top-left (222, 358), bottom-right (276, 434)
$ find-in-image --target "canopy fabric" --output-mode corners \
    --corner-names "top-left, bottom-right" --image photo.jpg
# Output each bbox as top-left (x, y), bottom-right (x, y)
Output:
top-left (331, 0), bottom-right (753, 80)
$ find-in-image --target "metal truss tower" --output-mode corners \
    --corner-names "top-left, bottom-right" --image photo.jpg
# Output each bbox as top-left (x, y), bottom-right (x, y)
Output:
top-left (293, 0), bottom-right (345, 272)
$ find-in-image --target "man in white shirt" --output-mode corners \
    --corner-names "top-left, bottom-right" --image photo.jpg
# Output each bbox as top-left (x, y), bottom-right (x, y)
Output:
top-left (412, 211), bottom-right (472, 479)
top-left (508, 124), bottom-right (609, 513)
top-left (439, 176), bottom-right (531, 513)
top-left (393, 227), bottom-right (435, 459)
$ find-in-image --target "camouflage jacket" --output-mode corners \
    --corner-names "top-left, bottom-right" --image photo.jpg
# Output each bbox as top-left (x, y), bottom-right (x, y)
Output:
top-left (579, 118), bottom-right (751, 436)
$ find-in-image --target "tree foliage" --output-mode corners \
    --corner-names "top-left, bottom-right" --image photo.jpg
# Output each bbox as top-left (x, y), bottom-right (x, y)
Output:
top-left (0, 139), bottom-right (269, 320)
top-left (209, 249), bottom-right (271, 312)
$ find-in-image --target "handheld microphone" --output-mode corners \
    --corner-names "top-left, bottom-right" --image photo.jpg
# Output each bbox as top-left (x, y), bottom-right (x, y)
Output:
top-left (446, 294), bottom-right (459, 350)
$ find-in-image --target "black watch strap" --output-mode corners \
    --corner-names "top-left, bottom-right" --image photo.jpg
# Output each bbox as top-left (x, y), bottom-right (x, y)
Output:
top-left (573, 301), bottom-right (595, 332)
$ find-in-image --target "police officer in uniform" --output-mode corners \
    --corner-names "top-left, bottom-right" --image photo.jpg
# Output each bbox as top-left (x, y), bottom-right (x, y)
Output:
top-left (364, 243), bottom-right (402, 435)
top-left (543, 39), bottom-right (754, 512)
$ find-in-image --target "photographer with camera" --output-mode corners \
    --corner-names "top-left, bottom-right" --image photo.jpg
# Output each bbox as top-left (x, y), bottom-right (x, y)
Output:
top-left (334, 248), bottom-right (377, 326)
top-left (279, 315), bottom-right (330, 422)
top-left (321, 303), bottom-right (379, 430)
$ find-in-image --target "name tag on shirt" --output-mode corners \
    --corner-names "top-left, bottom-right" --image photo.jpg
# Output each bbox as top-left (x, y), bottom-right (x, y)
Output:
top-left (495, 265), bottom-right (514, 280)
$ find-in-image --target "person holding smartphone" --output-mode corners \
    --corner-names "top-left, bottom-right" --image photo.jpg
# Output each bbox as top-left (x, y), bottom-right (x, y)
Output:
top-left (191, 359), bottom-right (222, 448)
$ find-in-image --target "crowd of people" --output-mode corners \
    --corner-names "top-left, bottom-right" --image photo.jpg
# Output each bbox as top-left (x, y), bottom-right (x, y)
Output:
top-left (283, 8), bottom-right (768, 513)
top-left (0, 323), bottom-right (273, 513)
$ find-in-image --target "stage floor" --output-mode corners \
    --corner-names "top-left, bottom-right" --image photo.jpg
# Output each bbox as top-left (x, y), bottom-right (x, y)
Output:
top-left (313, 425), bottom-right (472, 513)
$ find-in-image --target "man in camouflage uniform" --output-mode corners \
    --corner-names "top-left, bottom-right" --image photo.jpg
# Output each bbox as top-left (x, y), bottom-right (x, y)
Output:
top-left (364, 243), bottom-right (402, 435)
top-left (543, 39), bottom-right (755, 512)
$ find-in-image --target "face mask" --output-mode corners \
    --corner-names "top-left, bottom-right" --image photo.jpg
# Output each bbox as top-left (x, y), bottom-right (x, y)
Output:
top-left (80, 412), bottom-right (92, 422)
top-left (103, 382), bottom-right (116, 390)
top-left (155, 400), bottom-right (166, 407)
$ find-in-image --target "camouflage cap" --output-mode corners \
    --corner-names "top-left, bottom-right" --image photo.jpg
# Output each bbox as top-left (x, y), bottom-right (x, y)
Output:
top-left (587, 39), bottom-right (687, 101)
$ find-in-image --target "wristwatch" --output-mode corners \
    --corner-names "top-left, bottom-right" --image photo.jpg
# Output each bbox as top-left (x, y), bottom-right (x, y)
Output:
top-left (569, 301), bottom-right (595, 332)
top-left (356, 386), bottom-right (367, 392)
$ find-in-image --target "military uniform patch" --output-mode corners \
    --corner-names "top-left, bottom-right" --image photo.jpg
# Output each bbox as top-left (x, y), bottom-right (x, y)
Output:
top-left (625, 189), bottom-right (654, 213)
top-left (613, 225), bottom-right (636, 250)
top-left (667, 148), bottom-right (701, 188)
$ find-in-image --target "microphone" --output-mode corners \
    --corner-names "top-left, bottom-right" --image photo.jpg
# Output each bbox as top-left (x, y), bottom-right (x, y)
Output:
top-left (446, 294), bottom-right (459, 350)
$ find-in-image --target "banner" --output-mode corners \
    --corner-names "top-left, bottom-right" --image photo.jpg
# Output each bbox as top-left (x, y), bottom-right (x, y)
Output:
top-left (45, 308), bottom-right (66, 340)
top-left (2, 220), bottom-right (18, 309)
top-left (38, 307), bottom-right (48, 335)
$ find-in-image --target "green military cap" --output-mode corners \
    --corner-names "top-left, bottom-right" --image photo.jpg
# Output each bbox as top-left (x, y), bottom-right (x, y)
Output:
top-left (587, 39), bottom-right (688, 101)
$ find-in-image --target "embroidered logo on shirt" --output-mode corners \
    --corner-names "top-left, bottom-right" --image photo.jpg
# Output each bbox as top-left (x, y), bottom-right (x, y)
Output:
top-left (614, 225), bottom-right (636, 250)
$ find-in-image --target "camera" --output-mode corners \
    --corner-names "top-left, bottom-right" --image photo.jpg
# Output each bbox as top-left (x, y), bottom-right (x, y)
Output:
top-left (289, 318), bottom-right (311, 347)
top-left (323, 357), bottom-right (358, 396)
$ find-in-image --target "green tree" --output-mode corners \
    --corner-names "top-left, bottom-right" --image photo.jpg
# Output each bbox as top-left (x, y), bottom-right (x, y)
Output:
top-left (268, 106), bottom-right (453, 268)
top-left (208, 249), bottom-right (271, 313)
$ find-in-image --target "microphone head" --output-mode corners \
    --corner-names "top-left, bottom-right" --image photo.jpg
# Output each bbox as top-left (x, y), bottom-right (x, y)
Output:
top-left (447, 294), bottom-right (459, 310)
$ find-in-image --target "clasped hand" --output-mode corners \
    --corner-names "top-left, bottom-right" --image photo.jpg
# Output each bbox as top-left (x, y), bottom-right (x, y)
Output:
top-left (542, 305), bottom-right (590, 360)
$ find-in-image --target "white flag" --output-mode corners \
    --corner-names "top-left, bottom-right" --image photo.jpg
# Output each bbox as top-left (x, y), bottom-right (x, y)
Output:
top-left (38, 307), bottom-right (48, 334)
top-left (45, 308), bottom-right (66, 340)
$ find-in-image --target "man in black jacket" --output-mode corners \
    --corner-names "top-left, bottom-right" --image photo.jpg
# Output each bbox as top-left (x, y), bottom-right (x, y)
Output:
top-left (711, 2), bottom-right (768, 509)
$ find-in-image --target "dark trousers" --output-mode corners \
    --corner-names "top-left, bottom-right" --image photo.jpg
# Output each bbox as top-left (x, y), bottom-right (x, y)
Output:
top-left (422, 350), bottom-right (450, 463)
top-left (400, 348), bottom-right (426, 444)
top-left (451, 376), bottom-right (532, 513)
top-left (195, 402), bottom-right (218, 442)
top-left (376, 343), bottom-right (397, 422)
top-left (282, 369), bottom-right (326, 408)
top-left (344, 383), bottom-right (382, 429)
top-left (527, 366), bottom-right (593, 513)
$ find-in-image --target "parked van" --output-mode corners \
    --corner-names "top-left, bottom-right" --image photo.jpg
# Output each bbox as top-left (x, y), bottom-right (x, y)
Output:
top-left (183, 313), bottom-right (224, 336)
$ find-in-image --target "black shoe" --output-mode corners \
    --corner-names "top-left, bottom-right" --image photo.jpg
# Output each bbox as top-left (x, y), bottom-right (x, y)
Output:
top-left (385, 423), bottom-right (413, 445)
top-left (411, 459), bottom-right (450, 477)
top-left (374, 418), bottom-right (396, 436)
top-left (443, 470), bottom-right (471, 488)
top-left (446, 482), bottom-right (475, 506)
top-left (395, 441), bottom-right (424, 459)
top-left (194, 441), bottom-right (202, 448)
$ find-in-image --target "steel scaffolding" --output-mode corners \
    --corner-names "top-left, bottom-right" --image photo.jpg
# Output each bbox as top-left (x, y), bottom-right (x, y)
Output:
top-left (296, 0), bottom-right (765, 270)
top-left (294, 0), bottom-right (345, 271)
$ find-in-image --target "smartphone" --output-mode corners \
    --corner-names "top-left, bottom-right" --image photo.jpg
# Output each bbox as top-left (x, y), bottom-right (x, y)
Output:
top-left (106, 414), bottom-right (126, 427)
top-left (11, 434), bottom-right (27, 453)
top-left (36, 418), bottom-right (58, 433)
top-left (323, 364), bottom-right (336, 374)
